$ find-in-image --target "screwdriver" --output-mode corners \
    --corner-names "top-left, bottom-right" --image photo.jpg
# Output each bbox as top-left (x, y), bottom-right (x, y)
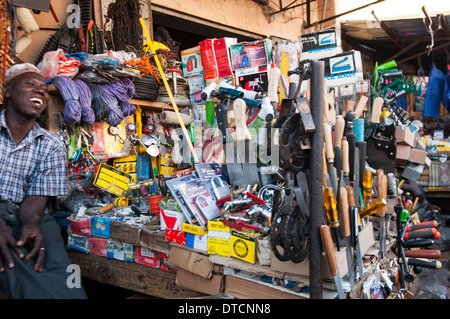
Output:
top-left (324, 187), bottom-right (341, 250)
top-left (362, 170), bottom-right (373, 208)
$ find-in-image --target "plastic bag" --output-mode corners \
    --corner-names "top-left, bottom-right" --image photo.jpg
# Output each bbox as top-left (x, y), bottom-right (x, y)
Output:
top-left (37, 49), bottom-right (80, 79)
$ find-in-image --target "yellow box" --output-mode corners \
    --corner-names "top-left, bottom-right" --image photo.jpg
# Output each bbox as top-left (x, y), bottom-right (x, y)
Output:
top-left (207, 220), bottom-right (230, 233)
top-left (207, 237), bottom-right (230, 257)
top-left (182, 222), bottom-right (208, 236)
top-left (230, 230), bottom-right (261, 264)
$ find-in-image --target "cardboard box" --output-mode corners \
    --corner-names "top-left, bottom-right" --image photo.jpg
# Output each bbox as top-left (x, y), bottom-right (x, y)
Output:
top-left (67, 215), bottom-right (91, 236)
top-left (230, 230), bottom-right (260, 264)
top-left (224, 273), bottom-right (305, 299)
top-left (67, 234), bottom-right (90, 253)
top-left (185, 233), bottom-right (208, 252)
top-left (182, 222), bottom-right (208, 236)
top-left (139, 226), bottom-right (171, 254)
top-left (300, 27), bottom-right (342, 61)
top-left (107, 240), bottom-right (135, 262)
top-left (160, 208), bottom-right (187, 231)
top-left (134, 245), bottom-right (161, 268)
top-left (89, 236), bottom-right (108, 257)
top-left (199, 38), bottom-right (237, 79)
top-left (169, 246), bottom-right (214, 278)
top-left (300, 50), bottom-right (363, 88)
top-left (235, 65), bottom-right (270, 93)
top-left (207, 236), bottom-right (231, 257)
top-left (91, 216), bottom-right (119, 238)
top-left (181, 45), bottom-right (203, 77)
top-left (396, 144), bottom-right (411, 167)
top-left (176, 268), bottom-right (223, 295)
top-left (110, 219), bottom-right (141, 244)
top-left (213, 37), bottom-right (236, 78)
top-left (396, 127), bottom-right (416, 146)
top-left (165, 229), bottom-right (186, 246)
top-left (230, 39), bottom-right (272, 71)
top-left (208, 220), bottom-right (231, 233)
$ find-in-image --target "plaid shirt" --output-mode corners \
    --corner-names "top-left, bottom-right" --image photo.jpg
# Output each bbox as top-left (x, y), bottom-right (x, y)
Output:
top-left (0, 110), bottom-right (68, 204)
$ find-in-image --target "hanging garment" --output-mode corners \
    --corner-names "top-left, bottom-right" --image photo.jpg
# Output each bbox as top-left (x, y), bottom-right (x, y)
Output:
top-left (423, 63), bottom-right (444, 118)
top-left (443, 65), bottom-right (450, 111)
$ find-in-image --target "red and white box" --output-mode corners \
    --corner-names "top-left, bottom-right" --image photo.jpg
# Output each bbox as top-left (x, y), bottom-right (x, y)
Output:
top-left (165, 229), bottom-right (186, 246)
top-left (160, 208), bottom-right (187, 231)
top-left (134, 246), bottom-right (161, 268)
top-left (68, 215), bottom-right (91, 236)
top-left (89, 236), bottom-right (108, 257)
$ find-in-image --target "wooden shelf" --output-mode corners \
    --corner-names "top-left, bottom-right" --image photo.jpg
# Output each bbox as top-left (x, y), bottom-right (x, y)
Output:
top-left (129, 99), bottom-right (173, 112)
top-left (68, 250), bottom-right (205, 299)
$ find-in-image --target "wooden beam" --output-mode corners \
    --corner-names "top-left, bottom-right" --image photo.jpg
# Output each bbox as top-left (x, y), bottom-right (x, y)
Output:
top-left (382, 40), bottom-right (421, 64)
top-left (397, 41), bottom-right (450, 65)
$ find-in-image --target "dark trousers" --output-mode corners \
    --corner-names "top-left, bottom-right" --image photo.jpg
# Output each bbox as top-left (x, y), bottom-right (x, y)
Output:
top-left (0, 201), bottom-right (87, 299)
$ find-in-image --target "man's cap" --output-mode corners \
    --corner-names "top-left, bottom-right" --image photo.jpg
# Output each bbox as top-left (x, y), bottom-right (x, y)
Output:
top-left (4, 63), bottom-right (42, 85)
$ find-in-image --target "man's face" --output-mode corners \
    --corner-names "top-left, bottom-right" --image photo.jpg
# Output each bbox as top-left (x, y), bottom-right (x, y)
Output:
top-left (3, 72), bottom-right (49, 120)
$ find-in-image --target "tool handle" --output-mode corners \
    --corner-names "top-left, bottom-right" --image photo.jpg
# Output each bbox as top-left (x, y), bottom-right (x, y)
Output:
top-left (403, 228), bottom-right (441, 240)
top-left (233, 98), bottom-right (251, 141)
top-left (404, 250), bottom-right (441, 259)
top-left (381, 175), bottom-right (387, 216)
top-left (334, 115), bottom-right (345, 149)
top-left (334, 146), bottom-right (342, 177)
top-left (347, 133), bottom-right (356, 183)
top-left (320, 225), bottom-right (339, 277)
top-left (354, 95), bottom-right (368, 119)
top-left (402, 239), bottom-right (434, 248)
top-left (406, 221), bottom-right (439, 232)
top-left (346, 186), bottom-right (356, 207)
top-left (370, 97), bottom-right (384, 123)
top-left (99, 203), bottom-right (114, 214)
top-left (405, 258), bottom-right (442, 269)
top-left (268, 67), bottom-right (281, 103)
top-left (341, 139), bottom-right (350, 176)
top-left (324, 123), bottom-right (334, 162)
top-left (339, 186), bottom-right (350, 238)
top-left (215, 102), bottom-right (229, 145)
top-left (376, 169), bottom-right (383, 198)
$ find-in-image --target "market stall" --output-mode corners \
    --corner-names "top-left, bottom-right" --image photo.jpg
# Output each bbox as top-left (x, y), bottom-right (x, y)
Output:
top-left (0, 0), bottom-right (447, 300)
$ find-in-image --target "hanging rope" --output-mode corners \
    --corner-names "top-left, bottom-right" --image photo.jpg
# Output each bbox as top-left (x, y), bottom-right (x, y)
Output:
top-left (52, 76), bottom-right (82, 124)
top-left (105, 77), bottom-right (136, 117)
top-left (98, 82), bottom-right (124, 126)
top-left (73, 79), bottom-right (95, 124)
top-left (85, 82), bottom-right (110, 122)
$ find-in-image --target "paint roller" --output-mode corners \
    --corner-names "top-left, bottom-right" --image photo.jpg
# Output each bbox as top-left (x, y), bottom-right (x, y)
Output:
top-left (16, 7), bottom-right (40, 34)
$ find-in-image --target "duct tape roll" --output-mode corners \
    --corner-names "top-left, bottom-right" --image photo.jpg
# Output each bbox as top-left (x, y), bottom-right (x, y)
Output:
top-left (113, 197), bottom-right (128, 207)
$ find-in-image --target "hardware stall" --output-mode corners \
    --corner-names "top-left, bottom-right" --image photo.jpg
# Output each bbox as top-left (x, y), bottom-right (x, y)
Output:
top-left (1, 0), bottom-right (447, 300)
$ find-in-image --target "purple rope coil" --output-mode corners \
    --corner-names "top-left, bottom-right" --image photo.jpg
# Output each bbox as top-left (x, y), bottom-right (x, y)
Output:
top-left (85, 82), bottom-right (110, 122)
top-left (97, 83), bottom-right (124, 127)
top-left (105, 78), bottom-right (137, 117)
top-left (73, 79), bottom-right (95, 124)
top-left (52, 77), bottom-right (82, 124)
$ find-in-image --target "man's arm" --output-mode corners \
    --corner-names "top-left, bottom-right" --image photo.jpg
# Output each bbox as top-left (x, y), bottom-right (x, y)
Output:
top-left (16, 195), bottom-right (48, 272)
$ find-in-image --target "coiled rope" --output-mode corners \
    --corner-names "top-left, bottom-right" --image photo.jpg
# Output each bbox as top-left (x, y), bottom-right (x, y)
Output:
top-left (85, 82), bottom-right (110, 122)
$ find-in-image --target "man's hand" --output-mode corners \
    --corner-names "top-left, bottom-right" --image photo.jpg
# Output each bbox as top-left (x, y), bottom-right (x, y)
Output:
top-left (16, 221), bottom-right (45, 272)
top-left (0, 223), bottom-right (24, 272)
top-left (17, 196), bottom-right (48, 272)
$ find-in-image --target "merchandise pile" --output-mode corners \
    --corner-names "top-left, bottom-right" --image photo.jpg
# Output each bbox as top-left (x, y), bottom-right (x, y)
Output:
top-left (32, 21), bottom-right (443, 299)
